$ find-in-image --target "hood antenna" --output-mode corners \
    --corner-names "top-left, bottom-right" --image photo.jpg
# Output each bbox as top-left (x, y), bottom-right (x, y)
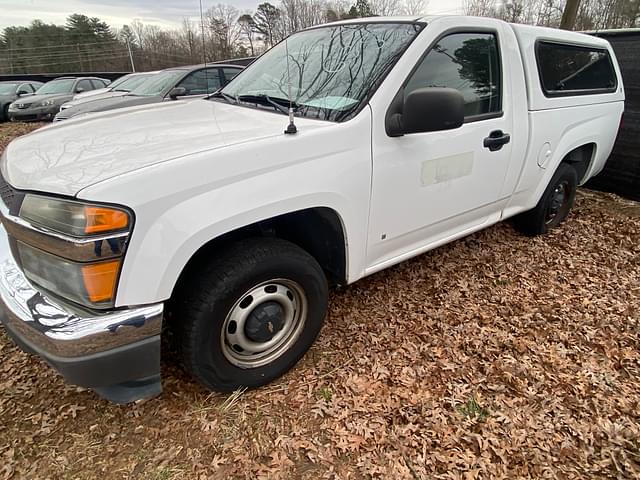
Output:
top-left (284, 37), bottom-right (297, 134)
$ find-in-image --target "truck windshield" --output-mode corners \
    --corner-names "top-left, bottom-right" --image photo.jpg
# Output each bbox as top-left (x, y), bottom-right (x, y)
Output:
top-left (219, 22), bottom-right (422, 122)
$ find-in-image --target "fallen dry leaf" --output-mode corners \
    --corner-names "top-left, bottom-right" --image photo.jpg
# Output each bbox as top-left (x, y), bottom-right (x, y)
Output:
top-left (0, 122), bottom-right (638, 479)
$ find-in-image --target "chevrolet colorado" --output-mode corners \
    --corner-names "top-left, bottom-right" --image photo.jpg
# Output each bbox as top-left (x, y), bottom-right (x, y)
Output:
top-left (0, 16), bottom-right (624, 403)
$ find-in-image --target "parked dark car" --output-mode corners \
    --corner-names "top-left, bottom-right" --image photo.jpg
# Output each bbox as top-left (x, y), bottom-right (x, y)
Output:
top-left (8, 76), bottom-right (109, 121)
top-left (54, 65), bottom-right (243, 121)
top-left (0, 80), bottom-right (44, 121)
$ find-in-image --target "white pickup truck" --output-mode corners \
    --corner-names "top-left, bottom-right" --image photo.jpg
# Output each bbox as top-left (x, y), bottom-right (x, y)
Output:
top-left (0, 16), bottom-right (624, 403)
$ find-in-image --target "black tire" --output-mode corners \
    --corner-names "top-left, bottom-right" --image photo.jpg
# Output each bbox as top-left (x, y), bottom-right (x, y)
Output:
top-left (1, 105), bottom-right (8, 122)
top-left (513, 163), bottom-right (578, 236)
top-left (170, 237), bottom-right (328, 392)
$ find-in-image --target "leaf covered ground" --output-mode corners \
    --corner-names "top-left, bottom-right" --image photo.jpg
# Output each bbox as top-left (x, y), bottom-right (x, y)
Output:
top-left (0, 123), bottom-right (639, 479)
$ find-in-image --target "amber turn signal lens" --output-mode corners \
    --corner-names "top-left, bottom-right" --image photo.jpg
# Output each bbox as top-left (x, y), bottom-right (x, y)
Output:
top-left (84, 206), bottom-right (129, 234)
top-left (81, 260), bottom-right (120, 303)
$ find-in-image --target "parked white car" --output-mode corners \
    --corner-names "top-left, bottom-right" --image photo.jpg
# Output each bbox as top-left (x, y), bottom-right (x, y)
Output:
top-left (0, 16), bottom-right (624, 403)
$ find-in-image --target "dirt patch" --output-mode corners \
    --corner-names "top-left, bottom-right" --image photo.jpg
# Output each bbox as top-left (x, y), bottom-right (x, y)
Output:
top-left (0, 122), bottom-right (45, 152)
top-left (0, 123), bottom-right (639, 479)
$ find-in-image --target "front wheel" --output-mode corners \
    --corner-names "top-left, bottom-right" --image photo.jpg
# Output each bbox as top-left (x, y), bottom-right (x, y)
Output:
top-left (513, 163), bottom-right (578, 236)
top-left (170, 238), bottom-right (328, 392)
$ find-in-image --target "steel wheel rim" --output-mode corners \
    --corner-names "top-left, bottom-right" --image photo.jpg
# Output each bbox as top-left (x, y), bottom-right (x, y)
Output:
top-left (221, 279), bottom-right (307, 369)
top-left (545, 180), bottom-right (570, 225)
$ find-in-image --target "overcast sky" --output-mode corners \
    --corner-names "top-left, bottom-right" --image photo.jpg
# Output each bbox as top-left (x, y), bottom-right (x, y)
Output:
top-left (0, 0), bottom-right (464, 31)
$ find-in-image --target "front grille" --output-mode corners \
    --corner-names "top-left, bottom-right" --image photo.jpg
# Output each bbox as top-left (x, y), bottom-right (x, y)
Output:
top-left (15, 103), bottom-right (31, 109)
top-left (11, 114), bottom-right (39, 121)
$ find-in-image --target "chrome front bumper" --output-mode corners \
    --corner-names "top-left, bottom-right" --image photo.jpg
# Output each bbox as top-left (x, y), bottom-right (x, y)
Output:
top-left (0, 225), bottom-right (164, 402)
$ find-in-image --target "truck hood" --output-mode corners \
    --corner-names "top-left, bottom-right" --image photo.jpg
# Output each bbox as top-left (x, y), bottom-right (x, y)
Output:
top-left (2, 99), bottom-right (330, 196)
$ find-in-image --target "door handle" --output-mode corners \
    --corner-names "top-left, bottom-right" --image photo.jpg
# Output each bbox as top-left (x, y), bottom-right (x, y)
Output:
top-left (483, 130), bottom-right (511, 152)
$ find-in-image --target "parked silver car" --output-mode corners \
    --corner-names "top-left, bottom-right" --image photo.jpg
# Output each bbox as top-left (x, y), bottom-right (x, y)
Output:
top-left (54, 65), bottom-right (243, 121)
top-left (59, 72), bottom-right (157, 112)
top-left (0, 80), bottom-right (44, 122)
top-left (8, 76), bottom-right (109, 121)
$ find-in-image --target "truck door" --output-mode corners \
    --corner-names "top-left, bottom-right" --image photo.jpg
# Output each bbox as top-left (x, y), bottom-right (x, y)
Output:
top-left (367, 24), bottom-right (514, 270)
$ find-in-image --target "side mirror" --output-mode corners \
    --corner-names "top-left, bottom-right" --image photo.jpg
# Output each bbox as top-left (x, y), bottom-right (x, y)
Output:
top-left (387, 87), bottom-right (465, 137)
top-left (168, 87), bottom-right (187, 100)
top-left (17, 90), bottom-right (30, 96)
top-left (76, 87), bottom-right (85, 93)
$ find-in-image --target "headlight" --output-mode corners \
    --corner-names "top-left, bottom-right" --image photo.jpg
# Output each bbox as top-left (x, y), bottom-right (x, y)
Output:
top-left (20, 195), bottom-right (129, 237)
top-left (16, 195), bottom-right (132, 308)
top-left (18, 242), bottom-right (121, 308)
top-left (40, 99), bottom-right (55, 107)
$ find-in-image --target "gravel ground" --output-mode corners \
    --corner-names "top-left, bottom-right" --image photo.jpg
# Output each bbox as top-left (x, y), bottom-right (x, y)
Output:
top-left (0, 122), bottom-right (639, 479)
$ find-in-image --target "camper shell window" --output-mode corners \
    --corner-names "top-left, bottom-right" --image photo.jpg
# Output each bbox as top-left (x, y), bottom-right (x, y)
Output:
top-left (535, 41), bottom-right (617, 97)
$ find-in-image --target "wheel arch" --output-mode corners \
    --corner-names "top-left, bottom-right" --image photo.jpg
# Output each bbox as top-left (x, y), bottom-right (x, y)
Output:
top-left (170, 206), bottom-right (349, 300)
top-left (560, 142), bottom-right (597, 185)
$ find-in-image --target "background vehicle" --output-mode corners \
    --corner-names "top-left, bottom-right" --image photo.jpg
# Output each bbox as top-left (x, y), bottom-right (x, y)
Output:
top-left (0, 16), bottom-right (624, 403)
top-left (58, 71), bottom-right (158, 113)
top-left (54, 65), bottom-right (243, 121)
top-left (70, 73), bottom-right (147, 100)
top-left (0, 80), bottom-right (43, 121)
top-left (8, 76), bottom-right (109, 121)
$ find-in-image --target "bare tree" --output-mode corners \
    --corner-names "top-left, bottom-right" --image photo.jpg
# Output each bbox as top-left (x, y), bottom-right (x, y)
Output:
top-left (536, 0), bottom-right (564, 27)
top-left (179, 18), bottom-right (200, 64)
top-left (576, 0), bottom-right (639, 30)
top-left (280, 0), bottom-right (328, 36)
top-left (370, 0), bottom-right (403, 16)
top-left (130, 19), bottom-right (146, 50)
top-left (560, 0), bottom-right (582, 29)
top-left (238, 14), bottom-right (257, 56)
top-left (254, 2), bottom-right (282, 47)
top-left (327, 0), bottom-right (353, 18)
top-left (206, 4), bottom-right (241, 61)
top-left (403, 0), bottom-right (429, 15)
top-left (462, 0), bottom-right (496, 16)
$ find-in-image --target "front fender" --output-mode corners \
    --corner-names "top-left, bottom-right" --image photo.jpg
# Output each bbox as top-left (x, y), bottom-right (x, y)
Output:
top-left (124, 193), bottom-right (354, 306)
top-left (78, 110), bottom-right (373, 307)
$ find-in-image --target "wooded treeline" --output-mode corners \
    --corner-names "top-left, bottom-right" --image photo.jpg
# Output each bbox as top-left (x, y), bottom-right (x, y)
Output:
top-left (0, 0), bottom-right (428, 74)
top-left (463, 0), bottom-right (639, 30)
top-left (1, 0), bottom-right (638, 74)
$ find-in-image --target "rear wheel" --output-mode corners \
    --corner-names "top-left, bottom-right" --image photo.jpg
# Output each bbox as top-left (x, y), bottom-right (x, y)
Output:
top-left (170, 238), bottom-right (328, 392)
top-left (2, 105), bottom-right (9, 122)
top-left (513, 163), bottom-right (578, 236)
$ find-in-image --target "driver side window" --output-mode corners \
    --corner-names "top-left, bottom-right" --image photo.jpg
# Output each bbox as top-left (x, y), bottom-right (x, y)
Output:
top-left (405, 32), bottom-right (502, 118)
top-left (76, 79), bottom-right (94, 92)
top-left (177, 69), bottom-right (222, 96)
top-left (18, 84), bottom-right (33, 94)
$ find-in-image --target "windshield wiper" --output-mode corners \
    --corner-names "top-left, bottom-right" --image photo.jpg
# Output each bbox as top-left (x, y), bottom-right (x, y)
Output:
top-left (237, 94), bottom-right (299, 115)
top-left (210, 90), bottom-right (238, 104)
